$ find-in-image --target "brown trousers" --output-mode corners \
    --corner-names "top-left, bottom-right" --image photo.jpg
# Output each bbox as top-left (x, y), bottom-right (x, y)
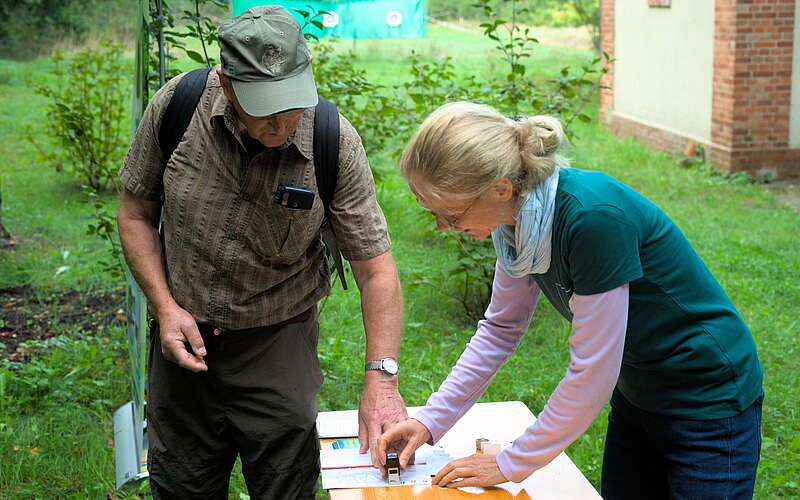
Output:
top-left (147, 309), bottom-right (322, 499)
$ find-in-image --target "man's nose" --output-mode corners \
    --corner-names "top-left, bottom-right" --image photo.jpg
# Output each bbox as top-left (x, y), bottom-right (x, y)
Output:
top-left (262, 116), bottom-right (281, 132)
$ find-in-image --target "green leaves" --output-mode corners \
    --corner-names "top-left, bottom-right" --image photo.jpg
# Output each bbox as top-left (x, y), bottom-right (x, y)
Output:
top-left (293, 6), bottom-right (329, 41)
top-left (185, 50), bottom-right (207, 64)
top-left (28, 43), bottom-right (128, 192)
top-left (81, 185), bottom-right (125, 280)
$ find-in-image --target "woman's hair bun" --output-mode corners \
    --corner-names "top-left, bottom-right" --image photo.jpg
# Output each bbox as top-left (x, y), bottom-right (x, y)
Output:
top-left (516, 116), bottom-right (565, 158)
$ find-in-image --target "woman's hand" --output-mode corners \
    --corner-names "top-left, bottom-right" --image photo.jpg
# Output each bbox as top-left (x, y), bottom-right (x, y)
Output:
top-left (432, 453), bottom-right (508, 488)
top-left (377, 418), bottom-right (431, 475)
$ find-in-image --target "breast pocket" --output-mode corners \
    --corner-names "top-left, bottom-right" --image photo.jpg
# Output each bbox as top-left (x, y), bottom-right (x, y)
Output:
top-left (248, 203), bottom-right (323, 264)
top-left (275, 206), bottom-right (320, 262)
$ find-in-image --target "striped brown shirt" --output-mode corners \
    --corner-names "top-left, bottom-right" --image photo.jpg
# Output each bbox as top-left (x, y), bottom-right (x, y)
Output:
top-left (120, 71), bottom-right (390, 329)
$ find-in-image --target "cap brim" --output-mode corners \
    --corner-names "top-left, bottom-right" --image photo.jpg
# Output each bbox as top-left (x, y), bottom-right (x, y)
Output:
top-left (231, 64), bottom-right (318, 117)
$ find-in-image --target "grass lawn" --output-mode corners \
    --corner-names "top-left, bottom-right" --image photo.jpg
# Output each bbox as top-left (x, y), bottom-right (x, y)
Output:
top-left (1, 22), bottom-right (799, 499)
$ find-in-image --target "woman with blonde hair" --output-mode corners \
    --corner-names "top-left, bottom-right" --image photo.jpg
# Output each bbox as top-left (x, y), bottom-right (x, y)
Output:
top-left (379, 102), bottom-right (763, 498)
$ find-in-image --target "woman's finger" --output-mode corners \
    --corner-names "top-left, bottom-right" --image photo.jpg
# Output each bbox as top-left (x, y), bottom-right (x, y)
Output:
top-left (432, 460), bottom-right (460, 485)
top-left (449, 476), bottom-right (479, 488)
top-left (398, 432), bottom-right (424, 468)
top-left (439, 467), bottom-right (471, 487)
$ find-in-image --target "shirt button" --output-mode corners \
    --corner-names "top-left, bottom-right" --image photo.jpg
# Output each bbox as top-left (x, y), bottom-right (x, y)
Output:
top-left (227, 232), bottom-right (237, 240)
top-left (213, 327), bottom-right (223, 336)
top-left (242, 193), bottom-right (251, 202)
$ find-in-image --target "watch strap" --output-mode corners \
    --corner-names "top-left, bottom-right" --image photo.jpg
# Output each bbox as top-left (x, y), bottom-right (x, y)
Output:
top-left (365, 357), bottom-right (398, 375)
top-left (365, 360), bottom-right (383, 371)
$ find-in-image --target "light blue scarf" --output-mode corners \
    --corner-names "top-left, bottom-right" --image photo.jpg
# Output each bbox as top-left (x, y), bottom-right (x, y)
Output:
top-left (491, 167), bottom-right (562, 277)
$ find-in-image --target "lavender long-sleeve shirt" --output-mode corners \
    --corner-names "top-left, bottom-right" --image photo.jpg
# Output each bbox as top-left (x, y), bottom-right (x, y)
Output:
top-left (413, 262), bottom-right (628, 483)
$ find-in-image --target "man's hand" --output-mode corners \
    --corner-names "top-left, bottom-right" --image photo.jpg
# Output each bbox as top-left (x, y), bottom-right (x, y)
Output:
top-left (377, 418), bottom-right (431, 476)
top-left (157, 305), bottom-right (207, 372)
top-left (358, 371), bottom-right (408, 471)
top-left (431, 453), bottom-right (509, 488)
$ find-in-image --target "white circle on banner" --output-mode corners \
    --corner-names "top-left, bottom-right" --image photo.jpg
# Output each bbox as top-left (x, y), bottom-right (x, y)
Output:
top-left (386, 11), bottom-right (403, 27)
top-left (323, 12), bottom-right (339, 28)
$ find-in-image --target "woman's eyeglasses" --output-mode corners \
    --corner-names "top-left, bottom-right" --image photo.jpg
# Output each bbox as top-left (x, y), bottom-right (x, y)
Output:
top-left (432, 194), bottom-right (482, 229)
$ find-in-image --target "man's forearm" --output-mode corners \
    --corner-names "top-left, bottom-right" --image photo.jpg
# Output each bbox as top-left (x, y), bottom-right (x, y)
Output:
top-left (118, 215), bottom-right (176, 316)
top-left (353, 253), bottom-right (403, 363)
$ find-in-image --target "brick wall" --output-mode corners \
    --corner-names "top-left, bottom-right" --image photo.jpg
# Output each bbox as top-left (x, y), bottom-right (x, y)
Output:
top-left (601, 0), bottom-right (799, 179)
top-left (711, 0), bottom-right (798, 177)
top-left (599, 0), bottom-right (614, 120)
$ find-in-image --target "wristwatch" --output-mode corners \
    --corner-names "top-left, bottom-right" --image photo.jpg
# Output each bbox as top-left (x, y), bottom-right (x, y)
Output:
top-left (365, 357), bottom-right (399, 376)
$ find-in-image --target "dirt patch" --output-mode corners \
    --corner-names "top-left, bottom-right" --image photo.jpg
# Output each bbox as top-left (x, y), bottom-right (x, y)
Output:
top-left (0, 285), bottom-right (125, 362)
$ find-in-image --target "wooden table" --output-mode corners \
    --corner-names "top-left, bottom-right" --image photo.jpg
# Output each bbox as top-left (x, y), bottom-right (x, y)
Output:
top-left (320, 401), bottom-right (601, 499)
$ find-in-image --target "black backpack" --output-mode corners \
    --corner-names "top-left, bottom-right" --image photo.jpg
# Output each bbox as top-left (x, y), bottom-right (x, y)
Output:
top-left (157, 67), bottom-right (348, 289)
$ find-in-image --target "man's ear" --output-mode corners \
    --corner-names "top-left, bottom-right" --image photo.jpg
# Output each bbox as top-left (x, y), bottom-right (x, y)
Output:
top-left (216, 68), bottom-right (234, 100)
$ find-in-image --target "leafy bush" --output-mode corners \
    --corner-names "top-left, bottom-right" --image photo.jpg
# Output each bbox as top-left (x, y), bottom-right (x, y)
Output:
top-left (29, 43), bottom-right (130, 191)
top-left (163, 0), bottom-right (228, 67)
top-left (83, 186), bottom-right (125, 280)
top-left (401, 0), bottom-right (609, 318)
top-left (0, 329), bottom-right (127, 415)
top-left (409, 230), bottom-right (497, 321)
top-left (310, 41), bottom-right (399, 180)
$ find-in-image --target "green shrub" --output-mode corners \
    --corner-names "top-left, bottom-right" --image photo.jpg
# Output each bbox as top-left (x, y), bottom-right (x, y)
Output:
top-left (403, 0), bottom-right (609, 319)
top-left (311, 41), bottom-right (398, 180)
top-left (29, 43), bottom-right (130, 192)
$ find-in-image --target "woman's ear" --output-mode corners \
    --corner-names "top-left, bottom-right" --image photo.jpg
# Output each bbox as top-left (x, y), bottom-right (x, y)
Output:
top-left (493, 177), bottom-right (514, 202)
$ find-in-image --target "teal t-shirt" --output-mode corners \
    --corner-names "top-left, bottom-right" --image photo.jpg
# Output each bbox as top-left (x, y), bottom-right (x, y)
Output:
top-left (534, 169), bottom-right (763, 419)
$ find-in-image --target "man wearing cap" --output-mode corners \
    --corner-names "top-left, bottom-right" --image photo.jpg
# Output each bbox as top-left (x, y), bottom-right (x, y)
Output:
top-left (117, 5), bottom-right (406, 498)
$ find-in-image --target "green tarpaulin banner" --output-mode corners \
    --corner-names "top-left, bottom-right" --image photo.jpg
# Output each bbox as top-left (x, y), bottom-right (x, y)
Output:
top-left (232, 0), bottom-right (427, 39)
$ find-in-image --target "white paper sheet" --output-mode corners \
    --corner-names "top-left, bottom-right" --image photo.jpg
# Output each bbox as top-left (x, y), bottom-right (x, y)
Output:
top-left (321, 445), bottom-right (452, 489)
top-left (316, 410), bottom-right (359, 438)
top-left (316, 407), bottom-right (420, 438)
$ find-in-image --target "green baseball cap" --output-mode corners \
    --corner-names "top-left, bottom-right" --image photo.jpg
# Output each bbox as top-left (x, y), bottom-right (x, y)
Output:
top-left (219, 5), bottom-right (318, 117)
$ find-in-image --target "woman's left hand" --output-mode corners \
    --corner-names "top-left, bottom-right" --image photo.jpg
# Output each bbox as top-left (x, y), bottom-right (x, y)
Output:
top-left (431, 453), bottom-right (509, 488)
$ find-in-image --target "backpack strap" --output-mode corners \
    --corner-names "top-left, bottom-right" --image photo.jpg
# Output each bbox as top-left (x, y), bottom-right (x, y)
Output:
top-left (159, 67), bottom-right (212, 164)
top-left (313, 97), bottom-right (340, 216)
top-left (155, 67), bottom-right (211, 266)
top-left (313, 97), bottom-right (347, 290)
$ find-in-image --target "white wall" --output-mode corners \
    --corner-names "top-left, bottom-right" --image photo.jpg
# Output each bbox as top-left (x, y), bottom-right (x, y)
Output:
top-left (790, 0), bottom-right (800, 148)
top-left (613, 0), bottom-right (715, 143)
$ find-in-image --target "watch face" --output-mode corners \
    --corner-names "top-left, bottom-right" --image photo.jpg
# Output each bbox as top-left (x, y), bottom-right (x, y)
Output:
top-left (382, 358), bottom-right (398, 375)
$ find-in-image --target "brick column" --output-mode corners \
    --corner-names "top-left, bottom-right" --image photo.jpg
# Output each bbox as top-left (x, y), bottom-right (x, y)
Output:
top-left (599, 0), bottom-right (615, 121)
top-left (711, 0), bottom-right (799, 177)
